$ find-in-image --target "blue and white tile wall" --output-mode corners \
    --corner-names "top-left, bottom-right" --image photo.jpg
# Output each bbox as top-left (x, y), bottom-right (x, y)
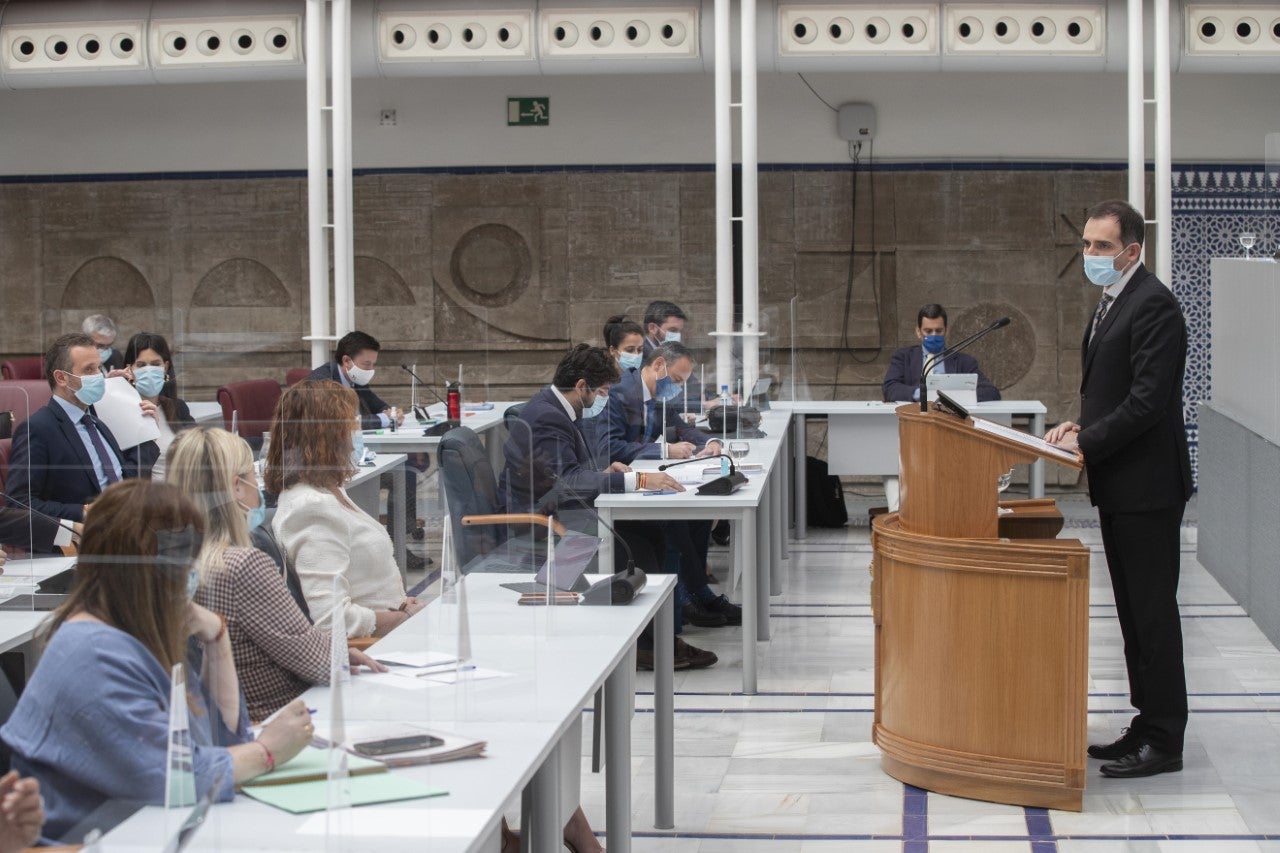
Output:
top-left (1171, 165), bottom-right (1279, 485)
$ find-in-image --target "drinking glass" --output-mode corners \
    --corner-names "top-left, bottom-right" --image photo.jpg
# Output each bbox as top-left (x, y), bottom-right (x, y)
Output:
top-left (1239, 232), bottom-right (1256, 259)
top-left (727, 440), bottom-right (750, 461)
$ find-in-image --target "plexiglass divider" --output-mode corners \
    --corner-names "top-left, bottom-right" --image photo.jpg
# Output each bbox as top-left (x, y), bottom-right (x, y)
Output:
top-left (1264, 133), bottom-right (1280, 258)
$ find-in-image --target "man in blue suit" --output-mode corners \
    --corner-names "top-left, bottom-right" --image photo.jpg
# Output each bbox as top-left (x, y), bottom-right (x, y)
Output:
top-left (882, 304), bottom-right (1001, 403)
top-left (588, 342), bottom-right (741, 627)
top-left (4, 334), bottom-right (137, 544)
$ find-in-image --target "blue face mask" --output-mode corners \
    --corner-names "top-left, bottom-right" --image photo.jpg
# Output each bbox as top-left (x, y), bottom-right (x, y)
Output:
top-left (581, 391), bottom-right (608, 419)
top-left (238, 477), bottom-right (266, 532)
top-left (1083, 249), bottom-right (1127, 286)
top-left (662, 330), bottom-right (682, 344)
top-left (71, 372), bottom-right (106, 406)
top-left (619, 351), bottom-right (643, 371)
top-left (351, 429), bottom-right (366, 466)
top-left (921, 334), bottom-right (945, 354)
top-left (133, 365), bottom-right (166, 398)
top-left (97, 347), bottom-right (114, 365)
top-left (186, 568), bottom-right (200, 601)
top-left (655, 374), bottom-right (683, 403)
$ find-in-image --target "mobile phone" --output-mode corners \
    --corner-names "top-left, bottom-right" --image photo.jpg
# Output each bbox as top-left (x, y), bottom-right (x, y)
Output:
top-left (352, 734), bottom-right (444, 756)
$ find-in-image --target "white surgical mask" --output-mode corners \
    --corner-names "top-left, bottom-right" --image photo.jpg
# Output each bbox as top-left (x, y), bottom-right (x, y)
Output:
top-left (662, 330), bottom-right (682, 344)
top-left (345, 363), bottom-right (375, 386)
top-left (582, 392), bottom-right (608, 419)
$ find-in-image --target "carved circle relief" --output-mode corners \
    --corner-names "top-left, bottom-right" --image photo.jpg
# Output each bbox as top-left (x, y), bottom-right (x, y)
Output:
top-left (952, 302), bottom-right (1034, 390)
top-left (448, 223), bottom-right (532, 308)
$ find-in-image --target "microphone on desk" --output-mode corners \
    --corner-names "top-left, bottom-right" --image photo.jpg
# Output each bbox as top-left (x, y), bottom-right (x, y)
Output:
top-left (399, 364), bottom-right (459, 435)
top-left (658, 454), bottom-right (748, 496)
top-left (918, 316), bottom-right (1010, 412)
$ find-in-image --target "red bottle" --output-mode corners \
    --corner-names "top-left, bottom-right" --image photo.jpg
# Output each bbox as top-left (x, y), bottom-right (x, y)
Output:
top-left (446, 382), bottom-right (461, 421)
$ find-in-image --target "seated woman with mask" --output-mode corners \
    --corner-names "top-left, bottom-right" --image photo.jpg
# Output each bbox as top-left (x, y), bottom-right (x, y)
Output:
top-left (267, 380), bottom-right (423, 639)
top-left (122, 331), bottom-right (194, 481)
top-left (166, 427), bottom-right (385, 723)
top-left (0, 480), bottom-right (313, 844)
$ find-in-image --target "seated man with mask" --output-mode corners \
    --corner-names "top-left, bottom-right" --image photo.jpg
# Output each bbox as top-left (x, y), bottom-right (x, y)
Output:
top-left (588, 342), bottom-right (741, 628)
top-left (3, 334), bottom-right (139, 542)
top-left (882, 303), bottom-right (1001, 403)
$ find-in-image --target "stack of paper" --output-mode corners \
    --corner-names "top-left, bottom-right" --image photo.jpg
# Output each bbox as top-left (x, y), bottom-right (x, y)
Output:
top-left (331, 723), bottom-right (487, 768)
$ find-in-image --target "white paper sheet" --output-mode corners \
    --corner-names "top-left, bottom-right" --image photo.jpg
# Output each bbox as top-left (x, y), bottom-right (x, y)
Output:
top-left (373, 650), bottom-right (457, 668)
top-left (93, 376), bottom-right (161, 450)
top-left (971, 417), bottom-right (1081, 464)
top-left (417, 666), bottom-right (509, 686)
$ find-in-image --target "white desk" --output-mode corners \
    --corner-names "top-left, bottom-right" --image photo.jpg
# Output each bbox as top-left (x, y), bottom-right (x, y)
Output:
top-left (346, 453), bottom-right (407, 578)
top-left (0, 555), bottom-right (74, 603)
top-left (188, 401), bottom-right (222, 426)
top-left (781, 399), bottom-right (1048, 538)
top-left (361, 404), bottom-right (514, 475)
top-left (594, 410), bottom-right (793, 695)
top-left (99, 573), bottom-right (676, 853)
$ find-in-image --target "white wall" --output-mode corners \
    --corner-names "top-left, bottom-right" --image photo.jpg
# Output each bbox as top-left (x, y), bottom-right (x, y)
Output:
top-left (0, 70), bottom-right (1276, 174)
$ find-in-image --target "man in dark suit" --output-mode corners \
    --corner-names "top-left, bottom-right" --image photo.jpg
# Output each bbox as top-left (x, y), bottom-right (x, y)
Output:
top-left (1047, 199), bottom-right (1193, 779)
top-left (587, 342), bottom-right (740, 627)
top-left (3, 334), bottom-right (137, 545)
top-left (308, 330), bottom-right (426, 571)
top-left (498, 344), bottom-right (717, 670)
top-left (81, 314), bottom-right (125, 374)
top-left (882, 304), bottom-right (1001, 403)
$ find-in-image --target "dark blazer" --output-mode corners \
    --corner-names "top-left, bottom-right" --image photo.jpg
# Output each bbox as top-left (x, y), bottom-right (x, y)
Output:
top-left (127, 397), bottom-right (195, 480)
top-left (1076, 266), bottom-right (1193, 511)
top-left (498, 387), bottom-right (625, 514)
top-left (0, 506), bottom-right (62, 551)
top-left (591, 368), bottom-right (716, 464)
top-left (307, 362), bottom-right (390, 431)
top-left (882, 346), bottom-right (1001, 403)
top-left (100, 349), bottom-right (124, 373)
top-left (3, 399), bottom-right (137, 525)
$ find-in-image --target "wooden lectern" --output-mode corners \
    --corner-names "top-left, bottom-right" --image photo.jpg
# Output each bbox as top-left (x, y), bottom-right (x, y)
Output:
top-left (872, 404), bottom-right (1089, 811)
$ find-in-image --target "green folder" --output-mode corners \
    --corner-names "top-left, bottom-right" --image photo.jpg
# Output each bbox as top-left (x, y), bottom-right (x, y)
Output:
top-left (242, 746), bottom-right (386, 787)
top-left (242, 773), bottom-right (447, 815)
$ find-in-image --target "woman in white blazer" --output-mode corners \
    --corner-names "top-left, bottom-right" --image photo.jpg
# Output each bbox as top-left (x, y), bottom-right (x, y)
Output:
top-left (265, 380), bottom-right (423, 638)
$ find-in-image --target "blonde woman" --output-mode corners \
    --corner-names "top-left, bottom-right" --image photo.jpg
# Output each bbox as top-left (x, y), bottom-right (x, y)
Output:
top-left (265, 380), bottom-right (423, 638)
top-left (166, 427), bottom-right (384, 722)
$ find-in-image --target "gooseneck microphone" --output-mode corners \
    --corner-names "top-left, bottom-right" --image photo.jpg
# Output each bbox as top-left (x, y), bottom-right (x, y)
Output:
top-left (658, 454), bottom-right (748, 496)
top-left (1, 493), bottom-right (80, 550)
top-left (918, 317), bottom-right (1011, 412)
top-left (399, 364), bottom-right (458, 433)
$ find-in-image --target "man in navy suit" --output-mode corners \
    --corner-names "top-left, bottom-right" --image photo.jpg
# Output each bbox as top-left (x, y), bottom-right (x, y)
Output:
top-left (1047, 199), bottom-right (1192, 779)
top-left (882, 304), bottom-right (1001, 403)
top-left (499, 344), bottom-right (717, 670)
top-left (307, 330), bottom-right (426, 572)
top-left (4, 334), bottom-right (137, 544)
top-left (586, 342), bottom-right (742, 628)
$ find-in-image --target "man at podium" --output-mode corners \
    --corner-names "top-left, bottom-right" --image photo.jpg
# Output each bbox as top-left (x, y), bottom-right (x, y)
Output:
top-left (1047, 199), bottom-right (1193, 780)
top-left (882, 303), bottom-right (1001, 403)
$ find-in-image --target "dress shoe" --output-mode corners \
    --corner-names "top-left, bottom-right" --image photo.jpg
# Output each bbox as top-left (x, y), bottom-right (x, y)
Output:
top-left (1099, 743), bottom-right (1183, 778)
top-left (675, 637), bottom-right (717, 669)
top-left (682, 596), bottom-right (728, 627)
top-left (405, 551), bottom-right (433, 573)
top-left (636, 645), bottom-right (691, 672)
top-left (1088, 726), bottom-right (1141, 760)
top-left (708, 594), bottom-right (742, 626)
top-left (711, 521), bottom-right (730, 546)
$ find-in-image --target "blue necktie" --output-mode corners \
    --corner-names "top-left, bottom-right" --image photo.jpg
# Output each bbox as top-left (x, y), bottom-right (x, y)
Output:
top-left (81, 413), bottom-right (120, 485)
top-left (644, 398), bottom-right (658, 443)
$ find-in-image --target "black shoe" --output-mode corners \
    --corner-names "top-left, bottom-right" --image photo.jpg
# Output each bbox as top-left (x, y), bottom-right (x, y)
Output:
top-left (1099, 743), bottom-right (1183, 778)
top-left (708, 594), bottom-right (742, 626)
top-left (636, 644), bottom-right (691, 672)
top-left (410, 526), bottom-right (426, 542)
top-left (1088, 727), bottom-right (1142, 760)
top-left (405, 552), bottom-right (433, 573)
top-left (711, 521), bottom-right (730, 546)
top-left (682, 596), bottom-right (728, 628)
top-left (675, 637), bottom-right (717, 669)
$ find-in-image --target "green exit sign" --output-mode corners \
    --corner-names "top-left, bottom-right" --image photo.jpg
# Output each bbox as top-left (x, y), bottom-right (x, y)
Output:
top-left (507, 97), bottom-right (549, 126)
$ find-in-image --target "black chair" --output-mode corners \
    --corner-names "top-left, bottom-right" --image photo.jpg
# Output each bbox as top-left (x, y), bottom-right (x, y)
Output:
top-left (250, 507), bottom-right (312, 622)
top-left (438, 426), bottom-right (551, 574)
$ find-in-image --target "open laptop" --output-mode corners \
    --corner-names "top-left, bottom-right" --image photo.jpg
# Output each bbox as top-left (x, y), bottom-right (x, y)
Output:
top-left (926, 373), bottom-right (978, 407)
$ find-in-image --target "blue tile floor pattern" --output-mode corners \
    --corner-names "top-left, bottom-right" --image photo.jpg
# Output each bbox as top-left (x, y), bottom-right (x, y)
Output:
top-left (570, 492), bottom-right (1280, 852)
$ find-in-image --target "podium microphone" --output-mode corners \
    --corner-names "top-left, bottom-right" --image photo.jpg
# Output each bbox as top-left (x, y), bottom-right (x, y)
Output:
top-left (658, 454), bottom-right (748, 496)
top-left (919, 316), bottom-right (1010, 412)
top-left (399, 364), bottom-right (458, 434)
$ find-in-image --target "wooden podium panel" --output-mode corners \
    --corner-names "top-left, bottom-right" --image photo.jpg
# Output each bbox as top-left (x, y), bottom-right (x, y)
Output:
top-left (872, 406), bottom-right (1089, 811)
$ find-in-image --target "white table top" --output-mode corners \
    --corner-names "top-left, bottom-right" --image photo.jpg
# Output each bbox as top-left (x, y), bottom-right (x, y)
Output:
top-left (777, 399), bottom-right (1047, 416)
top-left (0, 611), bottom-right (47, 654)
top-left (188, 401), bottom-right (222, 425)
top-left (361, 403), bottom-right (513, 451)
top-left (0, 555), bottom-right (74, 604)
top-left (347, 452), bottom-right (406, 490)
top-left (100, 573), bottom-right (676, 853)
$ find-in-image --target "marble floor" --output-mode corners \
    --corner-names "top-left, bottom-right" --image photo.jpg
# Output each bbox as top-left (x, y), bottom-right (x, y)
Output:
top-left (564, 490), bottom-right (1280, 853)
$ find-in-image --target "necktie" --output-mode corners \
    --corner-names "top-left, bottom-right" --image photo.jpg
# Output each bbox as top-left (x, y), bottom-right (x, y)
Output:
top-left (1091, 294), bottom-right (1114, 342)
top-left (81, 413), bottom-right (120, 485)
top-left (644, 398), bottom-right (658, 443)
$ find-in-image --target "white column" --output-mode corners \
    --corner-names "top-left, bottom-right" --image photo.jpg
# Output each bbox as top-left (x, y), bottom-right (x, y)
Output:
top-left (740, 0), bottom-right (760, 394)
top-left (1126, 0), bottom-right (1145, 221)
top-left (305, 0), bottom-right (330, 368)
top-left (331, 0), bottom-right (356, 335)
top-left (1153, 0), bottom-right (1173, 284)
top-left (713, 0), bottom-right (734, 397)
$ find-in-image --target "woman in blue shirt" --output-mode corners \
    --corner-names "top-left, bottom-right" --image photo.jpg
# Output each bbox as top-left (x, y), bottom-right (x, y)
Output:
top-left (0, 480), bottom-right (314, 844)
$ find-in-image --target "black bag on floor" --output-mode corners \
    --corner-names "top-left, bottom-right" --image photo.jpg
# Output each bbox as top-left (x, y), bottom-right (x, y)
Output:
top-left (805, 455), bottom-right (848, 528)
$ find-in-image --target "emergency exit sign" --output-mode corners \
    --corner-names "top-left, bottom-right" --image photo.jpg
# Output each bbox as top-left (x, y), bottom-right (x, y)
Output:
top-left (508, 97), bottom-right (549, 126)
